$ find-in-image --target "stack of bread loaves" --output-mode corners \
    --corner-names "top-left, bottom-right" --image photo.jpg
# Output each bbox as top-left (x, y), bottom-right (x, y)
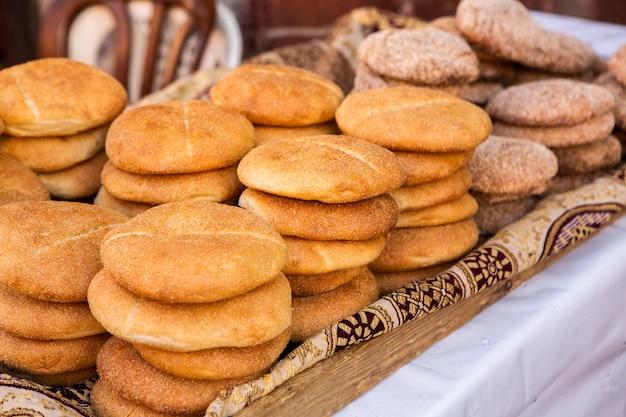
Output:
top-left (96, 99), bottom-right (254, 217)
top-left (236, 134), bottom-right (405, 342)
top-left (468, 135), bottom-right (559, 235)
top-left (0, 58), bottom-right (127, 200)
top-left (88, 199), bottom-right (291, 416)
top-left (595, 43), bottom-right (626, 159)
top-left (0, 154), bottom-right (50, 204)
top-left (335, 86), bottom-right (491, 295)
top-left (210, 64), bottom-right (344, 147)
top-left (487, 78), bottom-right (620, 193)
top-left (0, 200), bottom-right (127, 386)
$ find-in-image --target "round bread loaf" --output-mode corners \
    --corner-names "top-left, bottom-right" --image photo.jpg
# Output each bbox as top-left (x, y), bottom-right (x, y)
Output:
top-left (394, 149), bottom-right (474, 185)
top-left (134, 327), bottom-right (290, 380)
top-left (238, 188), bottom-right (399, 240)
top-left (456, 0), bottom-right (594, 74)
top-left (254, 121), bottom-right (341, 146)
top-left (552, 135), bottom-right (622, 175)
top-left (335, 86), bottom-right (492, 152)
top-left (433, 81), bottom-right (503, 105)
top-left (100, 160), bottom-right (244, 205)
top-left (105, 100), bottom-right (254, 174)
top-left (283, 234), bottom-right (388, 275)
top-left (0, 328), bottom-right (109, 375)
top-left (287, 265), bottom-right (367, 297)
top-left (474, 196), bottom-right (539, 235)
top-left (485, 79), bottom-right (615, 126)
top-left (37, 149), bottom-right (107, 200)
top-left (369, 218), bottom-right (479, 272)
top-left (95, 337), bottom-right (252, 416)
top-left (210, 64), bottom-right (344, 127)
top-left (0, 154), bottom-right (50, 204)
top-left (91, 379), bottom-right (174, 417)
top-left (389, 166), bottom-right (472, 211)
top-left (374, 261), bottom-right (456, 296)
top-left (357, 27), bottom-right (480, 86)
top-left (93, 186), bottom-right (153, 218)
top-left (608, 43), bottom-right (626, 86)
top-left (0, 363), bottom-right (96, 387)
top-left (88, 270), bottom-right (292, 351)
top-left (491, 112), bottom-right (616, 148)
top-left (548, 172), bottom-right (601, 193)
top-left (237, 134), bottom-right (406, 203)
top-left (0, 200), bottom-right (128, 302)
top-left (469, 135), bottom-right (558, 195)
top-left (100, 199), bottom-right (286, 303)
top-left (594, 72), bottom-right (626, 131)
top-left (396, 193), bottom-right (478, 228)
top-left (0, 124), bottom-right (107, 172)
top-left (0, 284), bottom-right (105, 340)
top-left (291, 268), bottom-right (380, 342)
top-left (0, 58), bottom-right (127, 137)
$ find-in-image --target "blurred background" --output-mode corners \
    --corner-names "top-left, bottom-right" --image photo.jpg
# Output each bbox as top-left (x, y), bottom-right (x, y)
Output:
top-left (2, 0), bottom-right (625, 71)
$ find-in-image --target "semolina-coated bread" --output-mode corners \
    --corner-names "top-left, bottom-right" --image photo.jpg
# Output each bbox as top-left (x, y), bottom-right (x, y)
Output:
top-left (287, 265), bottom-right (367, 297)
top-left (105, 100), bottom-right (255, 175)
top-left (0, 58), bottom-right (127, 137)
top-left (237, 134), bottom-right (406, 203)
top-left (394, 149), bottom-right (474, 185)
top-left (37, 149), bottom-right (107, 200)
top-left (396, 193), bottom-right (478, 228)
top-left (210, 64), bottom-right (345, 127)
top-left (0, 200), bottom-right (128, 302)
top-left (100, 199), bottom-right (287, 303)
top-left (335, 86), bottom-right (492, 152)
top-left (0, 154), bottom-right (50, 204)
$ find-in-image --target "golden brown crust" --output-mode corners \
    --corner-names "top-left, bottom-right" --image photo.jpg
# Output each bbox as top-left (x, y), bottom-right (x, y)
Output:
top-left (335, 86), bottom-right (492, 152)
top-left (238, 189), bottom-right (399, 240)
top-left (0, 200), bottom-right (128, 302)
top-left (254, 121), bottom-right (341, 146)
top-left (100, 160), bottom-right (244, 205)
top-left (210, 64), bottom-right (344, 127)
top-left (374, 261), bottom-right (456, 295)
top-left (0, 58), bottom-right (127, 137)
top-left (0, 328), bottom-right (109, 375)
top-left (93, 186), bottom-right (153, 217)
top-left (389, 165), bottom-right (472, 211)
top-left (96, 337), bottom-right (252, 416)
top-left (0, 124), bottom-right (107, 173)
top-left (491, 112), bottom-right (616, 148)
top-left (0, 363), bottom-right (96, 387)
top-left (291, 268), bottom-right (379, 342)
top-left (37, 149), bottom-right (107, 200)
top-left (594, 72), bottom-right (626, 130)
top-left (369, 218), bottom-right (479, 272)
top-left (283, 234), bottom-right (388, 275)
top-left (552, 135), bottom-right (622, 175)
top-left (394, 149), bottom-right (474, 185)
top-left (101, 199), bottom-right (286, 303)
top-left (287, 265), bottom-right (367, 297)
top-left (608, 43), bottom-right (626, 86)
top-left (0, 154), bottom-right (50, 204)
top-left (0, 284), bottom-right (105, 340)
top-left (237, 134), bottom-right (406, 203)
top-left (88, 270), bottom-right (292, 351)
top-left (134, 327), bottom-right (290, 380)
top-left (105, 100), bottom-right (254, 174)
top-left (469, 135), bottom-right (558, 195)
top-left (396, 193), bottom-right (478, 228)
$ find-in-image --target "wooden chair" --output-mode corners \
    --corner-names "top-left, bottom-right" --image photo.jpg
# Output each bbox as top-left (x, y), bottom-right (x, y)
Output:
top-left (38, 0), bottom-right (219, 102)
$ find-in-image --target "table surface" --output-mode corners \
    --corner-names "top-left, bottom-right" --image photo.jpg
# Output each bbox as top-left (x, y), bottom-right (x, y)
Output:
top-left (335, 12), bottom-right (626, 417)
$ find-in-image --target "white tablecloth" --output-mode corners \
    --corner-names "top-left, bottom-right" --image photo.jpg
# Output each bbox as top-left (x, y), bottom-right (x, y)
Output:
top-left (335, 12), bottom-right (626, 417)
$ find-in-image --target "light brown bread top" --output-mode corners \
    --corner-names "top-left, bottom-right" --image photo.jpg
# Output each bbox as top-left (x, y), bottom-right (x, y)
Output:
top-left (0, 58), bottom-right (127, 137)
top-left (254, 121), bottom-right (341, 147)
top-left (551, 134), bottom-right (622, 175)
top-left (0, 200), bottom-right (128, 302)
top-left (469, 135), bottom-right (558, 195)
top-left (237, 134), bottom-right (406, 203)
top-left (594, 72), bottom-right (626, 130)
top-left (100, 199), bottom-right (286, 304)
top-left (485, 79), bottom-right (615, 126)
top-left (394, 149), bottom-right (474, 185)
top-left (106, 100), bottom-right (254, 175)
top-left (0, 154), bottom-right (50, 204)
top-left (358, 27), bottom-right (480, 86)
top-left (335, 86), bottom-right (492, 152)
top-left (608, 43), bottom-right (626, 86)
top-left (210, 64), bottom-right (345, 127)
top-left (456, 0), bottom-right (595, 75)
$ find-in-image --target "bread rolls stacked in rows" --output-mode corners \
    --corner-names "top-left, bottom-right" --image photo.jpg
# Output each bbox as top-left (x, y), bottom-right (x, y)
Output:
top-left (595, 44), bottom-right (626, 158)
top-left (335, 86), bottom-right (491, 294)
top-left (210, 64), bottom-right (344, 147)
top-left (236, 134), bottom-right (405, 342)
top-left (88, 199), bottom-right (291, 416)
top-left (487, 79), bottom-right (620, 193)
top-left (0, 58), bottom-right (127, 200)
top-left (0, 200), bottom-right (127, 386)
top-left (0, 154), bottom-right (50, 204)
top-left (96, 100), bottom-right (254, 217)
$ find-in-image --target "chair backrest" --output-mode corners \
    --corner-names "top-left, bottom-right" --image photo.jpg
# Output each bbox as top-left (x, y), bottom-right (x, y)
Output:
top-left (38, 0), bottom-right (216, 102)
